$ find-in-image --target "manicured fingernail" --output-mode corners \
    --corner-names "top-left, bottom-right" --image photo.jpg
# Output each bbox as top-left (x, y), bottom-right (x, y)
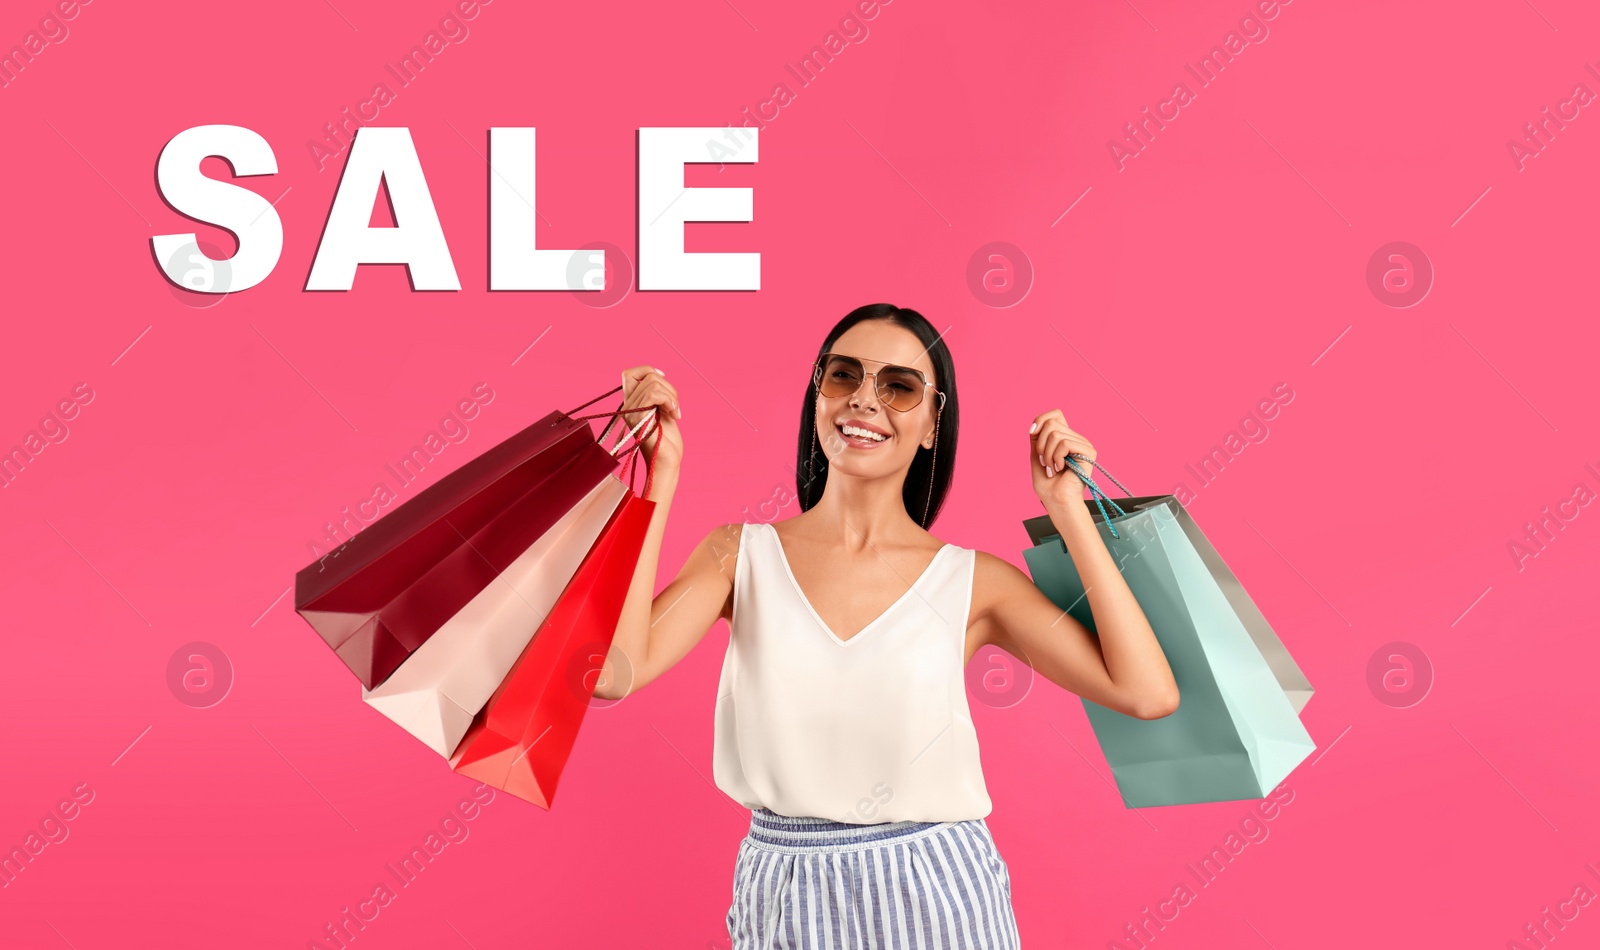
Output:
top-left (1028, 422), bottom-right (1038, 434)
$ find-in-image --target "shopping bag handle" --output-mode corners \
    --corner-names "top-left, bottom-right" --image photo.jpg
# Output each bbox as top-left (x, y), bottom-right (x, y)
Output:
top-left (565, 385), bottom-right (627, 417)
top-left (1066, 455), bottom-right (1134, 496)
top-left (567, 384), bottom-right (630, 446)
top-left (566, 384), bottom-right (652, 448)
top-left (616, 407), bottom-right (662, 498)
top-left (566, 384), bottom-right (664, 498)
top-left (1061, 455), bottom-right (1130, 539)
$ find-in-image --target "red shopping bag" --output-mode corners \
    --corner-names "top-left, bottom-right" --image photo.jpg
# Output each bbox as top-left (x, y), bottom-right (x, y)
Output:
top-left (449, 471), bottom-right (656, 808)
top-left (294, 388), bottom-right (646, 689)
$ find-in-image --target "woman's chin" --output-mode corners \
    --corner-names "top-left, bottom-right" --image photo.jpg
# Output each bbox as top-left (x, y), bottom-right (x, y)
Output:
top-left (822, 449), bottom-right (908, 476)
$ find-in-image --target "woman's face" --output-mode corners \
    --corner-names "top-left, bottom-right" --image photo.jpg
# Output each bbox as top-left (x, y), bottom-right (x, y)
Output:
top-left (814, 320), bottom-right (942, 480)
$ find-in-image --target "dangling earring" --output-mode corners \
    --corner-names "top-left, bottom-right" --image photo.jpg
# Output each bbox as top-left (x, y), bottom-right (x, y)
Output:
top-left (806, 417), bottom-right (819, 502)
top-left (921, 407), bottom-right (941, 527)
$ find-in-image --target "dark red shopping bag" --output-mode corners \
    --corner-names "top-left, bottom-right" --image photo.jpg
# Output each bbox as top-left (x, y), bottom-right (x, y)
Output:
top-left (449, 482), bottom-right (655, 809)
top-left (294, 388), bottom-right (648, 689)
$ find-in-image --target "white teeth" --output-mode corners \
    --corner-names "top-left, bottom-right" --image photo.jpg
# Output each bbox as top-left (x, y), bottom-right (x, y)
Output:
top-left (840, 424), bottom-right (887, 442)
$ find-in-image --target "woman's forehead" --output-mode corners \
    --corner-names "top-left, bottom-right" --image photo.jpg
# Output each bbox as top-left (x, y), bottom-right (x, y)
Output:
top-left (831, 322), bottom-right (934, 373)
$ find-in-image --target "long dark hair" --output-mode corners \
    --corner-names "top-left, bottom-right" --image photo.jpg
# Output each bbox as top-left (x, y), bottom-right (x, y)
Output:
top-left (795, 303), bottom-right (959, 529)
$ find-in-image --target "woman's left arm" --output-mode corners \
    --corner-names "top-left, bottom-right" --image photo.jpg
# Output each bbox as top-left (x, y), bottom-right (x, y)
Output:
top-left (969, 409), bottom-right (1179, 720)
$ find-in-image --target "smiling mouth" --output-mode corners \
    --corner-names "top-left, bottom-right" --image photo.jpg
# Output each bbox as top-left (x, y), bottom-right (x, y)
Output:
top-left (836, 422), bottom-right (890, 448)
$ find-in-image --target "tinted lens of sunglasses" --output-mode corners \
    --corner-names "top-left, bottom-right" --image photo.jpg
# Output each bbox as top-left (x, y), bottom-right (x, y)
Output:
top-left (818, 355), bottom-right (865, 397)
top-left (874, 366), bottom-right (928, 409)
top-left (817, 355), bottom-right (927, 410)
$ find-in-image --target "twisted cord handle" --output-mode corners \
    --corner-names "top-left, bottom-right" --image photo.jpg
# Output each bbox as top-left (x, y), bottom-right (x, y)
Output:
top-left (1061, 455), bottom-right (1128, 539)
top-left (1071, 455), bottom-right (1134, 497)
top-left (566, 385), bottom-right (664, 498)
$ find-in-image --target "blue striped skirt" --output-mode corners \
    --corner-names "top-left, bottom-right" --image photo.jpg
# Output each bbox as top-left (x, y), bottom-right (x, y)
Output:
top-left (725, 808), bottom-right (1021, 949)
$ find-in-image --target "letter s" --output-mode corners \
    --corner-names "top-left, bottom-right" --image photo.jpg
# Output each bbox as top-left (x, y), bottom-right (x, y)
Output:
top-left (152, 126), bottom-right (282, 293)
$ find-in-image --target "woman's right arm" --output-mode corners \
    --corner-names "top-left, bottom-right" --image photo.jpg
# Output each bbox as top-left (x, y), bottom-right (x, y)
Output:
top-left (593, 366), bottom-right (740, 701)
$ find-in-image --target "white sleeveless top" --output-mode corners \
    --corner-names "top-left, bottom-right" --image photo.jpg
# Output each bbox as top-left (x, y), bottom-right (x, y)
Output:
top-left (712, 521), bottom-right (993, 823)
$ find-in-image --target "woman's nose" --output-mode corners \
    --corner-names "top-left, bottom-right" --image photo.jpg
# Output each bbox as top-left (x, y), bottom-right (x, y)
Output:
top-left (849, 375), bottom-right (879, 410)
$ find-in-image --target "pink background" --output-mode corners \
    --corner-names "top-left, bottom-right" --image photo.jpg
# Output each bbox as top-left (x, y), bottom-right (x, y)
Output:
top-left (3, 0), bottom-right (1598, 946)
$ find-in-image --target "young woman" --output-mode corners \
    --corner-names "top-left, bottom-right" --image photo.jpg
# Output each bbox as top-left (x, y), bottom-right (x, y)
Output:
top-left (597, 303), bottom-right (1178, 948)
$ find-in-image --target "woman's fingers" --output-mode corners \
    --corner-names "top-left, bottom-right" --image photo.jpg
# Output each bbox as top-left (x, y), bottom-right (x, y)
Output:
top-left (1032, 422), bottom-right (1058, 476)
top-left (615, 367), bottom-right (684, 463)
top-left (620, 365), bottom-right (660, 400)
top-left (1029, 411), bottom-right (1100, 490)
top-left (1032, 419), bottom-right (1068, 471)
top-left (630, 379), bottom-right (676, 416)
top-left (641, 370), bottom-right (678, 418)
top-left (1057, 429), bottom-right (1093, 467)
top-left (1031, 422), bottom-right (1095, 477)
top-left (1039, 432), bottom-right (1063, 477)
top-left (620, 367), bottom-right (680, 419)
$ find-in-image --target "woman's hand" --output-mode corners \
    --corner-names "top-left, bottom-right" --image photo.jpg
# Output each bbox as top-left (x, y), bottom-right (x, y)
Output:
top-left (619, 365), bottom-right (683, 479)
top-left (1029, 409), bottom-right (1098, 512)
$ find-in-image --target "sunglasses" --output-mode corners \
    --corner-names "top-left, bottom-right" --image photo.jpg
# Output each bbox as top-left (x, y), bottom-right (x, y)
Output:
top-left (812, 352), bottom-right (945, 413)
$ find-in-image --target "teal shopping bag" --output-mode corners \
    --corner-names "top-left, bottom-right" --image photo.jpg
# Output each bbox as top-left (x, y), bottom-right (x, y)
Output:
top-left (1022, 459), bottom-right (1316, 807)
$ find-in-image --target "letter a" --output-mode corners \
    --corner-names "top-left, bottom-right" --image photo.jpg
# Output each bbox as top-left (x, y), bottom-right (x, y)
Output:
top-left (307, 127), bottom-right (461, 290)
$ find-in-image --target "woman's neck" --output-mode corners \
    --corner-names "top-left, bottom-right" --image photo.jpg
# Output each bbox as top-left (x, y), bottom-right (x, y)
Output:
top-left (800, 471), bottom-right (923, 551)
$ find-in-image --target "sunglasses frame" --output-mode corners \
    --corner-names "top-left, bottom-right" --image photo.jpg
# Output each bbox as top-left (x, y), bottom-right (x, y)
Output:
top-left (812, 351), bottom-right (946, 413)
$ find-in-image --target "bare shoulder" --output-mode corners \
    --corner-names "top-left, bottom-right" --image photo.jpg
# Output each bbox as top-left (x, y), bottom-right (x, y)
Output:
top-left (694, 521), bottom-right (745, 575)
top-left (704, 520), bottom-right (746, 553)
top-left (969, 549), bottom-right (1037, 618)
top-left (696, 522), bottom-right (746, 622)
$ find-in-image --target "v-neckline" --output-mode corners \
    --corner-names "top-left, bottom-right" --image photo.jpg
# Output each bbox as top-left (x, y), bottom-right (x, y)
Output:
top-left (766, 523), bottom-right (955, 647)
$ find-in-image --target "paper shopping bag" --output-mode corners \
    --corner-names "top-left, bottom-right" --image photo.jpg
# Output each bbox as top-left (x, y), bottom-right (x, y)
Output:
top-left (1021, 465), bottom-right (1315, 807)
top-left (362, 474), bottom-right (630, 757)
top-left (1024, 498), bottom-right (1314, 714)
top-left (450, 489), bottom-right (655, 808)
top-left (294, 392), bottom-right (630, 689)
